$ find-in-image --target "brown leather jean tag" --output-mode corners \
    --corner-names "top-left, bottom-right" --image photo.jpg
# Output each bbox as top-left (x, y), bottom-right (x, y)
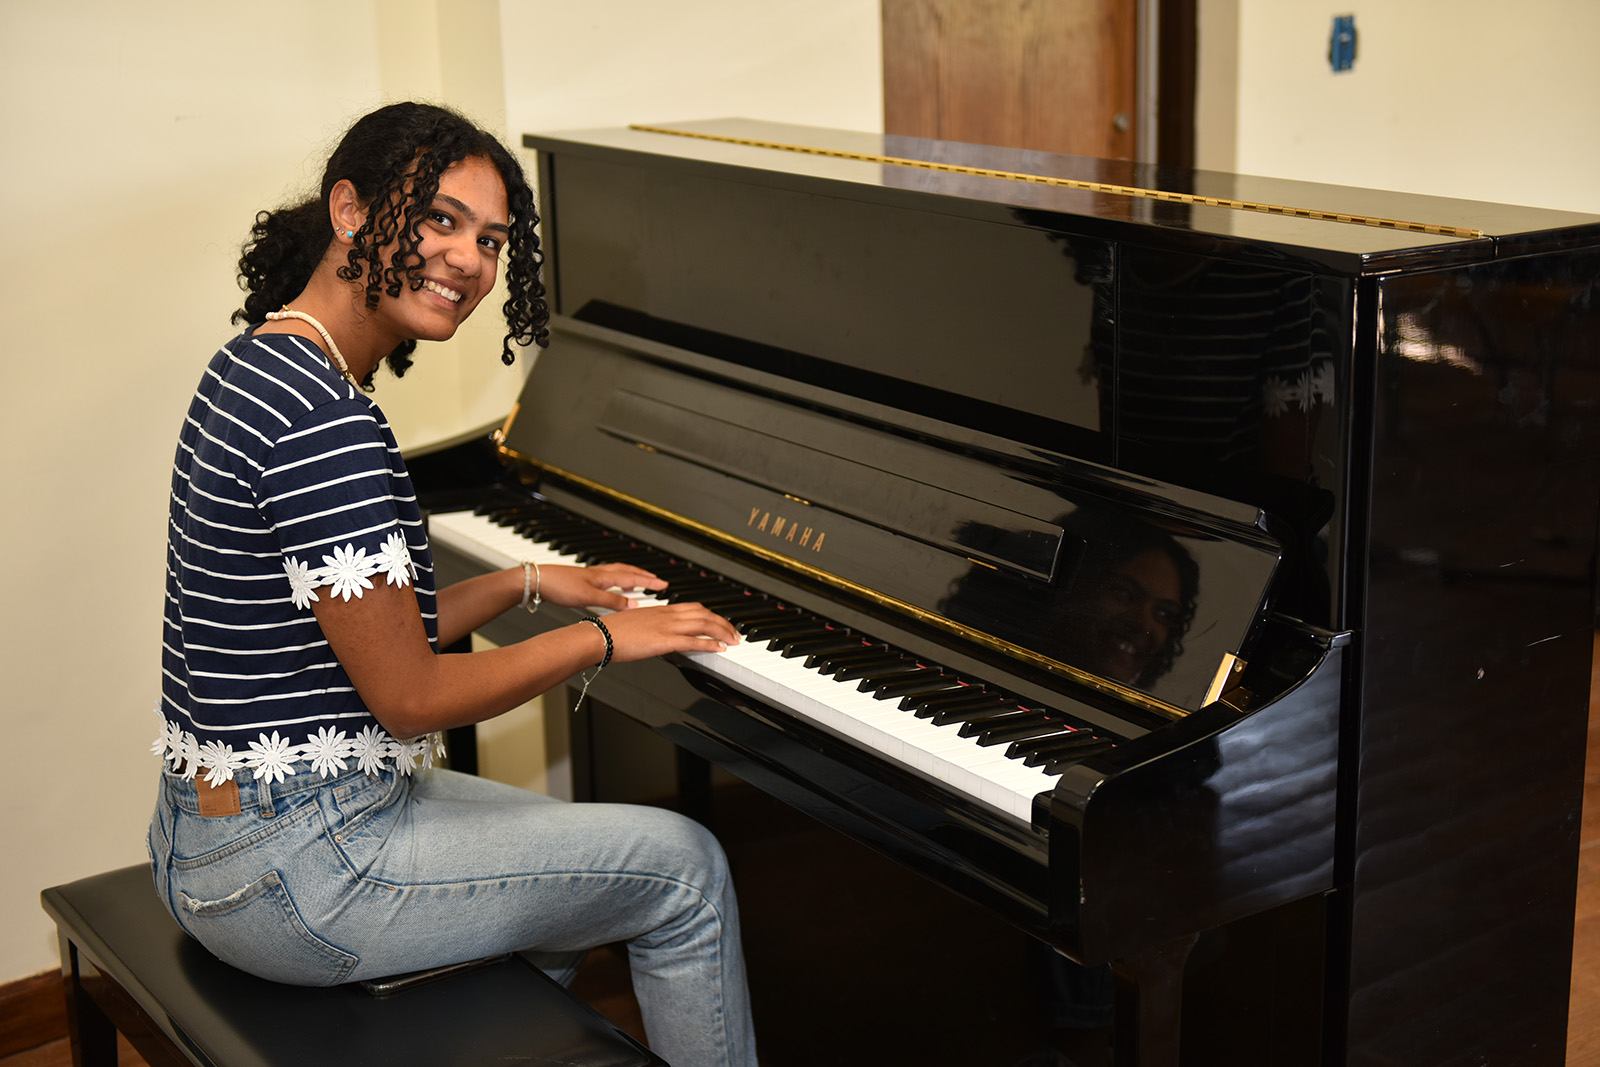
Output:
top-left (196, 773), bottom-right (242, 817)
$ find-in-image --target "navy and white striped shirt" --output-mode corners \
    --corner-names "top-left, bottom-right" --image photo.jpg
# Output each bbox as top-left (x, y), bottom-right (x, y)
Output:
top-left (154, 327), bottom-right (440, 784)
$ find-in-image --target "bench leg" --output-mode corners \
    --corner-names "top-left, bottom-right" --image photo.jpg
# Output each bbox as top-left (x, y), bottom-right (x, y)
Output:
top-left (59, 932), bottom-right (117, 1067)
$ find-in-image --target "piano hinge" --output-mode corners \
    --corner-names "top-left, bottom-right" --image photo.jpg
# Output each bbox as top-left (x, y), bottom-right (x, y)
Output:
top-left (1203, 653), bottom-right (1247, 708)
top-left (783, 493), bottom-right (812, 507)
top-left (629, 124), bottom-right (1486, 239)
top-left (492, 401), bottom-right (521, 447)
top-left (635, 442), bottom-right (659, 453)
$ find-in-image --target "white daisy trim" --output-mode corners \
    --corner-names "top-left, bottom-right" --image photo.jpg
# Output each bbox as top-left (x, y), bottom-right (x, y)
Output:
top-left (282, 537), bottom-right (411, 608)
top-left (153, 722), bottom-right (444, 781)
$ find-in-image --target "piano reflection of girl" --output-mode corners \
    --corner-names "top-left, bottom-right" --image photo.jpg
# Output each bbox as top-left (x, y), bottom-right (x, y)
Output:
top-left (1051, 507), bottom-right (1200, 690)
top-left (146, 102), bottom-right (755, 1067)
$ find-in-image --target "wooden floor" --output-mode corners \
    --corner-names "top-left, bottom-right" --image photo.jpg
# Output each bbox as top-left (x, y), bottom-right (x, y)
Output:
top-left (1563, 638), bottom-right (1600, 1066)
top-left (10, 645), bottom-right (1600, 1066)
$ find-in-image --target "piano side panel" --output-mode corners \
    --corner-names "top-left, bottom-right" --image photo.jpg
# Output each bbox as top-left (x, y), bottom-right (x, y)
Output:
top-left (1345, 247), bottom-right (1600, 1066)
top-left (1048, 632), bottom-right (1343, 966)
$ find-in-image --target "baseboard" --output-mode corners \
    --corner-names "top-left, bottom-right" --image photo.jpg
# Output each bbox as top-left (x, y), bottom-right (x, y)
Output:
top-left (0, 970), bottom-right (65, 1058)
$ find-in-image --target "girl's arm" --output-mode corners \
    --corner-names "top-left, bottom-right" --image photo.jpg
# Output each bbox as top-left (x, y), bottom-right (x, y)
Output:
top-left (315, 566), bottom-right (738, 739)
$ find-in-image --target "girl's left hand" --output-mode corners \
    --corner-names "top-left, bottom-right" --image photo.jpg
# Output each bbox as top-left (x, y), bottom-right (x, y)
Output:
top-left (534, 563), bottom-right (668, 613)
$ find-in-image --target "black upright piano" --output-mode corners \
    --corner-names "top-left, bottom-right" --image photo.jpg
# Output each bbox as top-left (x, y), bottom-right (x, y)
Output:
top-left (421, 120), bottom-right (1600, 1066)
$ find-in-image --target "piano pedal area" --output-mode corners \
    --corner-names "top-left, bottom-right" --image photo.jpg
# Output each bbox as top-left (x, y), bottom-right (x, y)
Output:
top-left (570, 773), bottom-right (1108, 1067)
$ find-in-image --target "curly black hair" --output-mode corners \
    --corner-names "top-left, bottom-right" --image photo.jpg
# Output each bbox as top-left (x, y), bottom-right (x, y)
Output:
top-left (233, 102), bottom-right (549, 383)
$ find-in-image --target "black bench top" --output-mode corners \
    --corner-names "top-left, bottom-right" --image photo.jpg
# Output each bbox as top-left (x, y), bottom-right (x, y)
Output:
top-left (42, 864), bottom-right (665, 1067)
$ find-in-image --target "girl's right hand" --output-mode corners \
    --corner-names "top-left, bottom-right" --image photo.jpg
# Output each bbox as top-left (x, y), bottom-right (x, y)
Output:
top-left (594, 601), bottom-right (741, 663)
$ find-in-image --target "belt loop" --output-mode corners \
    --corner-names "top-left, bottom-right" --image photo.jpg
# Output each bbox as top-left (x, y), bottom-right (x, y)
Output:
top-left (257, 773), bottom-right (275, 818)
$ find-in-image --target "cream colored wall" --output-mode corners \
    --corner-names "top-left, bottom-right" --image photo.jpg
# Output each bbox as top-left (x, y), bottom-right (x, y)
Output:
top-left (0, 0), bottom-right (516, 986)
top-left (499, 0), bottom-right (883, 135)
top-left (1198, 0), bottom-right (1600, 213)
top-left (0, 0), bottom-right (880, 987)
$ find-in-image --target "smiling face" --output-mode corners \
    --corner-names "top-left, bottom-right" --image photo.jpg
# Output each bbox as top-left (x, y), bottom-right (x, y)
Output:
top-left (368, 154), bottom-right (510, 349)
top-left (1057, 546), bottom-right (1186, 686)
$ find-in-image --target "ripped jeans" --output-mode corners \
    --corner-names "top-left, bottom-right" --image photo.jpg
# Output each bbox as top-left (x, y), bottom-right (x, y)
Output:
top-left (147, 763), bottom-right (758, 1067)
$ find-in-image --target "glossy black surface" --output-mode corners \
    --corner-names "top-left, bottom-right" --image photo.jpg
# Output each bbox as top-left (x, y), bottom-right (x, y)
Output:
top-left (527, 119), bottom-right (1600, 269)
top-left (473, 122), bottom-right (1600, 1065)
top-left (508, 321), bottom-right (1283, 714)
top-left (1342, 250), bottom-right (1600, 1065)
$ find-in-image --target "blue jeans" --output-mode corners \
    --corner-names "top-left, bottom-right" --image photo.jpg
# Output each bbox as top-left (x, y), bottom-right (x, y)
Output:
top-left (148, 763), bottom-right (758, 1067)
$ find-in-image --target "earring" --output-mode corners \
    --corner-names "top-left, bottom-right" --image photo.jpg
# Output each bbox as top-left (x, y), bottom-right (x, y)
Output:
top-left (341, 229), bottom-right (355, 238)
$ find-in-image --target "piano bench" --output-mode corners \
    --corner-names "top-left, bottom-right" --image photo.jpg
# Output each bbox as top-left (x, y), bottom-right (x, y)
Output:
top-left (40, 864), bottom-right (667, 1067)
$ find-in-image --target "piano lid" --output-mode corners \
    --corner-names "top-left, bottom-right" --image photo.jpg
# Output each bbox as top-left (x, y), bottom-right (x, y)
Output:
top-left (526, 118), bottom-right (1600, 270)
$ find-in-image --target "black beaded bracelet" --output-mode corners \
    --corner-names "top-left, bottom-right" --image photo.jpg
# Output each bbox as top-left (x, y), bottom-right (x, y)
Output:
top-left (572, 616), bottom-right (613, 714)
top-left (580, 615), bottom-right (613, 669)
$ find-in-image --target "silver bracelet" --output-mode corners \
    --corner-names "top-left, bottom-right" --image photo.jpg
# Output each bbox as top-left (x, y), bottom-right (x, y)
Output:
top-left (519, 560), bottom-right (542, 614)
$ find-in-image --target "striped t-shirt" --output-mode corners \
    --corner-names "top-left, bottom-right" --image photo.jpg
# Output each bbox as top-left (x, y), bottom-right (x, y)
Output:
top-left (153, 327), bottom-right (441, 785)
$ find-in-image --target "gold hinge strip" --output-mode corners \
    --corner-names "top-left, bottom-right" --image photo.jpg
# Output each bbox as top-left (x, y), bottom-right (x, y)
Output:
top-left (1203, 652), bottom-right (1247, 708)
top-left (496, 442), bottom-right (1188, 720)
top-left (629, 123), bottom-right (1485, 240)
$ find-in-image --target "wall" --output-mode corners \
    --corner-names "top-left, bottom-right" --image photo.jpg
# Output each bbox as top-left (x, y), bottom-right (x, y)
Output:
top-left (1201, 0), bottom-right (1600, 213)
top-left (0, 0), bottom-right (879, 987)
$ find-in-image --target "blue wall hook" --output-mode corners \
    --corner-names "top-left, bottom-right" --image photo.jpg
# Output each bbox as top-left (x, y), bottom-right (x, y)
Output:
top-left (1330, 15), bottom-right (1357, 73)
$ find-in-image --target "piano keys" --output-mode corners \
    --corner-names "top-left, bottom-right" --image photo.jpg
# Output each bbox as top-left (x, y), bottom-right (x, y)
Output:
top-left (419, 119), bottom-right (1600, 1066)
top-left (431, 504), bottom-right (1115, 823)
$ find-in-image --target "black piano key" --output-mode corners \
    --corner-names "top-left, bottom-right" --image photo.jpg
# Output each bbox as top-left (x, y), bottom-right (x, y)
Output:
top-left (973, 719), bottom-right (1071, 747)
top-left (1016, 732), bottom-right (1113, 764)
top-left (724, 604), bottom-right (789, 622)
top-left (661, 576), bottom-right (731, 593)
top-left (860, 669), bottom-right (950, 697)
top-left (580, 546), bottom-right (656, 565)
top-left (743, 619), bottom-right (821, 643)
top-left (805, 646), bottom-right (889, 672)
top-left (482, 506), bottom-right (540, 524)
top-left (517, 528), bottom-right (593, 549)
top-left (732, 615), bottom-right (795, 637)
top-left (841, 661), bottom-right (928, 687)
top-left (512, 518), bottom-right (589, 537)
top-left (826, 655), bottom-right (914, 682)
top-left (689, 594), bottom-right (762, 612)
top-left (550, 535), bottom-right (622, 555)
top-left (717, 601), bottom-right (781, 622)
top-left (776, 635), bottom-right (862, 659)
top-left (1038, 744), bottom-right (1117, 775)
top-left (655, 574), bottom-right (719, 592)
top-left (575, 547), bottom-right (641, 566)
top-left (934, 701), bottom-right (1029, 727)
top-left (902, 688), bottom-right (997, 714)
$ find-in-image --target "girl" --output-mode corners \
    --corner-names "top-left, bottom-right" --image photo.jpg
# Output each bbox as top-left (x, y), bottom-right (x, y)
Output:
top-left (148, 101), bottom-right (758, 1067)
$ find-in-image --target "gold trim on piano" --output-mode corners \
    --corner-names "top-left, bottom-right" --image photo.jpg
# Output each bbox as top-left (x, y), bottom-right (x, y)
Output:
top-left (497, 442), bottom-right (1192, 721)
top-left (492, 402), bottom-right (520, 447)
top-left (628, 123), bottom-right (1486, 240)
top-left (1203, 652), bottom-right (1247, 708)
